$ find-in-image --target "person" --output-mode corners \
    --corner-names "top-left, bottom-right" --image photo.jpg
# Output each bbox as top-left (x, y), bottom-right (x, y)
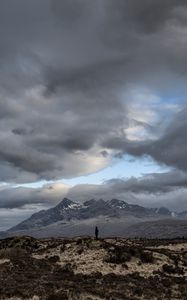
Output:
top-left (95, 226), bottom-right (99, 240)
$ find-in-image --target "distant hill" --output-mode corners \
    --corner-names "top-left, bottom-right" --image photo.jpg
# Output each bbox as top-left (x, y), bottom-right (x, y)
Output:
top-left (123, 219), bottom-right (187, 239)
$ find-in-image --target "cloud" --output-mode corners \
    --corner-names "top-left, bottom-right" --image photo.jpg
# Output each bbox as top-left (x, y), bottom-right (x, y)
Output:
top-left (125, 106), bottom-right (187, 172)
top-left (0, 182), bottom-right (69, 209)
top-left (66, 170), bottom-right (187, 206)
top-left (64, 170), bottom-right (187, 214)
top-left (1, 169), bottom-right (187, 210)
top-left (0, 0), bottom-right (187, 185)
top-left (105, 0), bottom-right (187, 34)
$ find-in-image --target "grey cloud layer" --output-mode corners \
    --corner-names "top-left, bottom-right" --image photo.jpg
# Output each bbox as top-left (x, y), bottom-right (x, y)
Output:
top-left (66, 170), bottom-right (187, 209)
top-left (0, 0), bottom-right (187, 183)
top-left (1, 170), bottom-right (187, 211)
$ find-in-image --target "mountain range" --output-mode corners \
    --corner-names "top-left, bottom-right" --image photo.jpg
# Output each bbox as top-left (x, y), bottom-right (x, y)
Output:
top-left (1, 198), bottom-right (187, 239)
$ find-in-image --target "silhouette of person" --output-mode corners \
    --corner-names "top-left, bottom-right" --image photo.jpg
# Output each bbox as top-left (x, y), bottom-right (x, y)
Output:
top-left (95, 226), bottom-right (99, 240)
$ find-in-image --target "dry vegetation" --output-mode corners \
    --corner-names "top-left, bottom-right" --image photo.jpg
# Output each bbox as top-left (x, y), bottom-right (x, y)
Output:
top-left (0, 236), bottom-right (187, 299)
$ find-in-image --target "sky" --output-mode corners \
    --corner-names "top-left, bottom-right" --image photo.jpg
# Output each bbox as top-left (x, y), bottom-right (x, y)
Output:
top-left (0, 0), bottom-right (187, 230)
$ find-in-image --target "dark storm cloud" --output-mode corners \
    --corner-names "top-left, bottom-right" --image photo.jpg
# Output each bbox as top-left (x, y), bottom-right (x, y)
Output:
top-left (0, 0), bottom-right (187, 185)
top-left (105, 0), bottom-right (187, 34)
top-left (51, 0), bottom-right (92, 26)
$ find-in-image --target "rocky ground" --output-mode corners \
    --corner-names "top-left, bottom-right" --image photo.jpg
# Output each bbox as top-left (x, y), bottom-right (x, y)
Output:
top-left (0, 236), bottom-right (187, 300)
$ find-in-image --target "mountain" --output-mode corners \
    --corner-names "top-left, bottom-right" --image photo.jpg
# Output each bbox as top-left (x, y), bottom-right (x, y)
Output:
top-left (1, 198), bottom-right (186, 239)
top-left (8, 198), bottom-right (173, 232)
top-left (9, 198), bottom-right (113, 232)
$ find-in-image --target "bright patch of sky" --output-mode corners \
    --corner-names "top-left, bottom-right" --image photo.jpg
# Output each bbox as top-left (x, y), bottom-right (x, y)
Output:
top-left (16, 154), bottom-right (170, 189)
top-left (62, 155), bottom-right (170, 185)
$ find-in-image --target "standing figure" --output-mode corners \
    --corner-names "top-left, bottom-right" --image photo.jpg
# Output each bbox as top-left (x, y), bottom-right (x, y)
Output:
top-left (95, 226), bottom-right (99, 240)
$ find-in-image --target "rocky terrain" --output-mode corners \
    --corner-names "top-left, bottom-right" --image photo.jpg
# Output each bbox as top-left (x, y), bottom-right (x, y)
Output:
top-left (0, 236), bottom-right (187, 299)
top-left (1, 198), bottom-right (187, 239)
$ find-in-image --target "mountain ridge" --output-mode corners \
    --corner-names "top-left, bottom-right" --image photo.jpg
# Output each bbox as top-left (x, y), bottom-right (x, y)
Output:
top-left (1, 197), bottom-right (186, 239)
top-left (8, 197), bottom-right (175, 232)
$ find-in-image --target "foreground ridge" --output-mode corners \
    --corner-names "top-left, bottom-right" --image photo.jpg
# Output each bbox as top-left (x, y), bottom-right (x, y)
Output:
top-left (0, 236), bottom-right (187, 300)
